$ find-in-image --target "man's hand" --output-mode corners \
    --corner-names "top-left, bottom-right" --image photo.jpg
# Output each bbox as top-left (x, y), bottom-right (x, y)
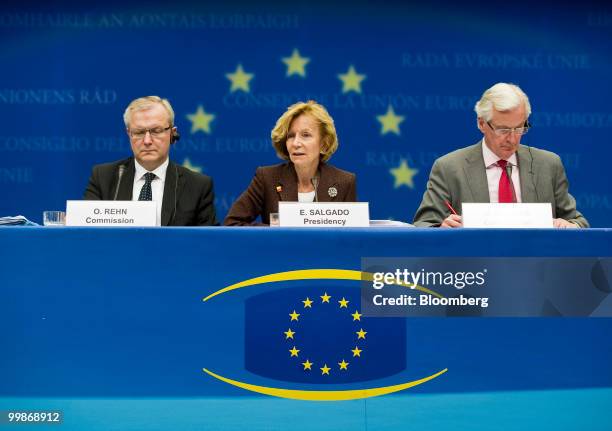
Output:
top-left (553, 218), bottom-right (579, 228)
top-left (441, 214), bottom-right (463, 228)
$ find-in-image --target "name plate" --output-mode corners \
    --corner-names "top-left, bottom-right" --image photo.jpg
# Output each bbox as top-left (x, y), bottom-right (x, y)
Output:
top-left (66, 200), bottom-right (157, 227)
top-left (462, 203), bottom-right (553, 228)
top-left (278, 202), bottom-right (369, 227)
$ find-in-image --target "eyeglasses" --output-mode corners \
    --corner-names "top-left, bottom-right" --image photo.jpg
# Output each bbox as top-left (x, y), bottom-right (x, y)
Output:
top-left (486, 121), bottom-right (531, 136)
top-left (129, 126), bottom-right (171, 140)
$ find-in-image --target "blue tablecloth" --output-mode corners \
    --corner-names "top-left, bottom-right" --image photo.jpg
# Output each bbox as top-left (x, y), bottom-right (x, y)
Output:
top-left (1, 227), bottom-right (611, 430)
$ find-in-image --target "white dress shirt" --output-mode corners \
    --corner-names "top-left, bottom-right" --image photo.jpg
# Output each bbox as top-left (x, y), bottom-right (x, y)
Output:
top-left (482, 140), bottom-right (522, 203)
top-left (133, 158), bottom-right (168, 226)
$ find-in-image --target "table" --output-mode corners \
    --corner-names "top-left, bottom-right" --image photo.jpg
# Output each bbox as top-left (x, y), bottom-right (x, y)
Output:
top-left (1, 227), bottom-right (611, 430)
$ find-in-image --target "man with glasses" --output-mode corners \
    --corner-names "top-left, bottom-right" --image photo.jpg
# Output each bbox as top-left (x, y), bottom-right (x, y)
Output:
top-left (83, 96), bottom-right (218, 226)
top-left (413, 83), bottom-right (588, 228)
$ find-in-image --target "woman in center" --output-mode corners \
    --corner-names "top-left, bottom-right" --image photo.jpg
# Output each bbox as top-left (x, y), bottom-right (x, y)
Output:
top-left (224, 100), bottom-right (357, 226)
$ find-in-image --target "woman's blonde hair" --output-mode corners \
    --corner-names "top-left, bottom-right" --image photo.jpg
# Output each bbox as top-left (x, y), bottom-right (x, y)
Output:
top-left (271, 101), bottom-right (338, 162)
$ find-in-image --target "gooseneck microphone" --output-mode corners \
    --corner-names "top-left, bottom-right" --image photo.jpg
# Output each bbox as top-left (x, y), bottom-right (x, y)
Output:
top-left (113, 165), bottom-right (126, 200)
top-left (505, 162), bottom-right (517, 203)
top-left (527, 145), bottom-right (539, 201)
top-left (311, 176), bottom-right (319, 202)
top-left (505, 162), bottom-right (513, 185)
top-left (169, 165), bottom-right (179, 226)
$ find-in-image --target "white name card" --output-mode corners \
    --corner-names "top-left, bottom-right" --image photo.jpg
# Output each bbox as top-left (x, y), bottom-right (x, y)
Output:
top-left (462, 203), bottom-right (553, 228)
top-left (66, 200), bottom-right (157, 227)
top-left (278, 202), bottom-right (369, 227)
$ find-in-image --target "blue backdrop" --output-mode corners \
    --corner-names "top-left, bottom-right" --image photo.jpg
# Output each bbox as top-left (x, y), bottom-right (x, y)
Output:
top-left (1, 0), bottom-right (611, 226)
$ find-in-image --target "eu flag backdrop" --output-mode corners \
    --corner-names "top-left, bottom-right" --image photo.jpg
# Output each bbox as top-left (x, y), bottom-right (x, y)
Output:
top-left (1, 0), bottom-right (611, 225)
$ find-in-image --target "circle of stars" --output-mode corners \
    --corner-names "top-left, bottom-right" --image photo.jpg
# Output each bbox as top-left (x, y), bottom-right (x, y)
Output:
top-left (182, 49), bottom-right (419, 201)
top-left (283, 292), bottom-right (366, 376)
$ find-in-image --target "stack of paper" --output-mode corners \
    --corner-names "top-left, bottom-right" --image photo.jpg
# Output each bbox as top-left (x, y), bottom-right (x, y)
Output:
top-left (0, 216), bottom-right (38, 226)
top-left (369, 219), bottom-right (414, 227)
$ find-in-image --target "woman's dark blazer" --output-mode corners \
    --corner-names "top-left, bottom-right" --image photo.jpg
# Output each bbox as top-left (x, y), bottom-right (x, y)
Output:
top-left (224, 162), bottom-right (357, 226)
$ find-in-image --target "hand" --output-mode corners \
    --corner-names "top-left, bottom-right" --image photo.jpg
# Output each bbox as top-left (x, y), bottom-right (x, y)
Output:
top-left (441, 214), bottom-right (463, 228)
top-left (553, 218), bottom-right (579, 228)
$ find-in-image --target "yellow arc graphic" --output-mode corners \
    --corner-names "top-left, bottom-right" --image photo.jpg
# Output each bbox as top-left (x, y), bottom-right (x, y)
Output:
top-left (203, 269), bottom-right (443, 301)
top-left (202, 368), bottom-right (448, 401)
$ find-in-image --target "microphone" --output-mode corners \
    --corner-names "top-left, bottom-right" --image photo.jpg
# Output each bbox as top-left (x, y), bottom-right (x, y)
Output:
top-left (527, 145), bottom-right (539, 201)
top-left (311, 176), bottom-right (319, 202)
top-left (505, 163), bottom-right (517, 203)
top-left (169, 165), bottom-right (179, 225)
top-left (505, 162), bottom-right (513, 182)
top-left (113, 164), bottom-right (126, 200)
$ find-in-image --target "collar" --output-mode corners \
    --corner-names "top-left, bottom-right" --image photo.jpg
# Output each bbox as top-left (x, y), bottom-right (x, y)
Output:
top-left (482, 139), bottom-right (518, 168)
top-left (134, 158), bottom-right (169, 182)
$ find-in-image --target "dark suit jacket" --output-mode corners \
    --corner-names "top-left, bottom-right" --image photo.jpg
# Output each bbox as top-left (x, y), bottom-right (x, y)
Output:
top-left (224, 162), bottom-right (357, 226)
top-left (83, 157), bottom-right (218, 226)
top-left (413, 142), bottom-right (589, 227)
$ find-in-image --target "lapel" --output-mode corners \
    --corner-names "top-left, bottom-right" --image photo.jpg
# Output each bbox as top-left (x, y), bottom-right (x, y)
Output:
top-left (161, 161), bottom-right (181, 226)
top-left (462, 142), bottom-right (490, 202)
top-left (274, 163), bottom-right (299, 202)
top-left (317, 163), bottom-right (339, 202)
top-left (116, 159), bottom-right (135, 200)
top-left (517, 146), bottom-right (538, 203)
top-left (273, 163), bottom-right (340, 202)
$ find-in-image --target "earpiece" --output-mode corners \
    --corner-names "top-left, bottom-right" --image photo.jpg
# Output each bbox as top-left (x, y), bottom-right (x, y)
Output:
top-left (171, 128), bottom-right (181, 144)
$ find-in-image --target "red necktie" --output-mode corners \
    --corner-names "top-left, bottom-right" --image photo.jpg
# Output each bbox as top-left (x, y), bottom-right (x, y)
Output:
top-left (497, 160), bottom-right (515, 203)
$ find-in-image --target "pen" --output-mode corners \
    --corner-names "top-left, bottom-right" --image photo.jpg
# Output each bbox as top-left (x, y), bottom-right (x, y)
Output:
top-left (444, 200), bottom-right (458, 215)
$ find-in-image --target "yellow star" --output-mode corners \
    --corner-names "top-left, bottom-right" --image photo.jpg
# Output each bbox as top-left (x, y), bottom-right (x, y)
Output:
top-left (352, 346), bottom-right (362, 357)
top-left (320, 292), bottom-right (331, 303)
top-left (356, 328), bottom-right (367, 340)
top-left (351, 310), bottom-right (362, 321)
top-left (181, 158), bottom-right (202, 173)
top-left (337, 65), bottom-right (366, 93)
top-left (282, 48), bottom-right (310, 77)
top-left (302, 359), bottom-right (313, 370)
top-left (338, 297), bottom-right (349, 308)
top-left (186, 105), bottom-right (215, 134)
top-left (302, 297), bottom-right (313, 308)
top-left (289, 310), bottom-right (300, 321)
top-left (284, 328), bottom-right (295, 339)
top-left (390, 159), bottom-right (419, 189)
top-left (225, 63), bottom-right (254, 93)
top-left (338, 360), bottom-right (349, 370)
top-left (320, 364), bottom-right (331, 375)
top-left (289, 346), bottom-right (300, 357)
top-left (377, 105), bottom-right (405, 135)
